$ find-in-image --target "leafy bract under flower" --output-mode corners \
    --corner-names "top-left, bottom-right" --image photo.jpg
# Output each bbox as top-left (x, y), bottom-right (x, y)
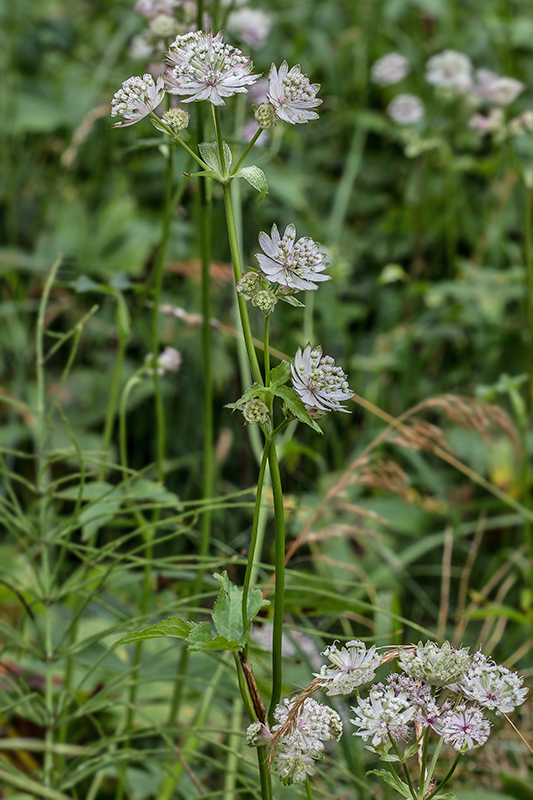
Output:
top-left (291, 345), bottom-right (352, 415)
top-left (267, 62), bottom-right (321, 124)
top-left (165, 29), bottom-right (258, 105)
top-left (111, 74), bottom-right (166, 127)
top-left (314, 639), bottom-right (381, 696)
top-left (255, 223), bottom-right (330, 291)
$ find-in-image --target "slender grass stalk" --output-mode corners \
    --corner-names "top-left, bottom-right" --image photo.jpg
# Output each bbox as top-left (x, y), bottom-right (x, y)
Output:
top-left (424, 753), bottom-right (462, 800)
top-left (305, 776), bottom-right (314, 800)
top-left (231, 126), bottom-right (263, 175)
top-left (99, 316), bottom-right (128, 481)
top-left (525, 185), bottom-right (533, 405)
top-left (35, 258), bottom-right (62, 788)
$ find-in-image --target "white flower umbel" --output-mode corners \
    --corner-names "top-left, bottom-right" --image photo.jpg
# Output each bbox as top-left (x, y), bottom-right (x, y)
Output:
top-left (468, 108), bottom-right (504, 136)
top-left (425, 50), bottom-right (473, 93)
top-left (439, 703), bottom-right (491, 752)
top-left (458, 651), bottom-right (528, 714)
top-left (371, 53), bottom-right (410, 86)
top-left (350, 684), bottom-right (416, 748)
top-left (398, 641), bottom-right (471, 687)
top-left (314, 640), bottom-right (381, 696)
top-left (267, 62), bottom-right (322, 124)
top-left (387, 94), bottom-right (424, 125)
top-left (165, 30), bottom-right (258, 105)
top-left (255, 223), bottom-right (330, 291)
top-left (291, 345), bottom-right (352, 415)
top-left (227, 7), bottom-right (272, 49)
top-left (111, 74), bottom-right (166, 127)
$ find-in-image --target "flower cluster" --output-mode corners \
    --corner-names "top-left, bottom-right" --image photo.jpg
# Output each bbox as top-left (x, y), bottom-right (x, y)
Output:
top-left (426, 49), bottom-right (473, 93)
top-left (226, 7), bottom-right (272, 50)
top-left (314, 639), bottom-right (381, 696)
top-left (387, 94), bottom-right (424, 125)
top-left (165, 30), bottom-right (259, 105)
top-left (247, 698), bottom-right (342, 785)
top-left (111, 73), bottom-right (166, 127)
top-left (255, 223), bottom-right (330, 292)
top-left (291, 345), bottom-right (352, 416)
top-left (349, 641), bottom-right (527, 757)
top-left (266, 62), bottom-right (322, 124)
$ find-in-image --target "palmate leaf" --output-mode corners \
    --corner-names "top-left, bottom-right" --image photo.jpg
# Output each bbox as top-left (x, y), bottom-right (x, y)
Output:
top-left (235, 165), bottom-right (268, 200)
top-left (185, 621), bottom-right (240, 652)
top-left (198, 140), bottom-right (232, 177)
top-left (115, 617), bottom-right (192, 646)
top-left (211, 572), bottom-right (269, 645)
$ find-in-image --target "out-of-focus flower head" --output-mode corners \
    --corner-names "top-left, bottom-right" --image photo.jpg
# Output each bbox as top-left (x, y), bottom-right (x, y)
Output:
top-left (314, 640), bottom-right (381, 696)
top-left (135, 0), bottom-right (180, 19)
top-left (291, 345), bottom-right (352, 416)
top-left (371, 52), bottom-right (410, 86)
top-left (387, 94), bottom-right (424, 125)
top-left (426, 50), bottom-right (473, 93)
top-left (468, 107), bottom-right (504, 136)
top-left (165, 30), bottom-right (259, 105)
top-left (111, 73), bottom-right (166, 127)
top-left (227, 7), bottom-right (272, 49)
top-left (267, 62), bottom-right (321, 124)
top-left (474, 68), bottom-right (525, 106)
top-left (255, 223), bottom-right (330, 291)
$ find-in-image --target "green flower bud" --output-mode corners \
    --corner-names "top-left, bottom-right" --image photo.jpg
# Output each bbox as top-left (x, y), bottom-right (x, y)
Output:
top-left (243, 398), bottom-right (270, 425)
top-left (161, 107), bottom-right (190, 133)
top-left (150, 14), bottom-right (179, 38)
top-left (252, 289), bottom-right (277, 315)
top-left (254, 103), bottom-right (277, 129)
top-left (236, 271), bottom-right (262, 300)
top-left (398, 641), bottom-right (472, 687)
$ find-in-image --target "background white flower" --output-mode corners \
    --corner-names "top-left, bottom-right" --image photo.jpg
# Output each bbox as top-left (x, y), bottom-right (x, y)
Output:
top-left (387, 94), bottom-right (424, 125)
top-left (371, 52), bottom-right (410, 86)
top-left (426, 49), bottom-right (473, 92)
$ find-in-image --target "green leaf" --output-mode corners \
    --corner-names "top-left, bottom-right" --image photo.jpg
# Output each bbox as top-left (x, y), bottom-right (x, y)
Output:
top-left (56, 481), bottom-right (114, 500)
top-left (198, 140), bottom-right (232, 177)
top-left (279, 294), bottom-right (305, 307)
top-left (366, 769), bottom-right (412, 799)
top-left (225, 382), bottom-right (268, 412)
top-left (78, 490), bottom-right (123, 541)
top-left (125, 478), bottom-right (181, 508)
top-left (211, 572), bottom-right (269, 646)
top-left (403, 741), bottom-right (420, 759)
top-left (271, 385), bottom-right (323, 434)
top-left (380, 753), bottom-right (401, 762)
top-left (184, 169), bottom-right (222, 181)
top-left (235, 165), bottom-right (268, 200)
top-left (433, 793), bottom-right (458, 800)
top-left (186, 621), bottom-right (240, 652)
top-left (269, 361), bottom-right (291, 388)
top-left (115, 617), bottom-right (192, 646)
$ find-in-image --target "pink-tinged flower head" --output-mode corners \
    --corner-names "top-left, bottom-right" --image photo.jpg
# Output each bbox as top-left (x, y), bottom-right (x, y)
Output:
top-left (291, 345), bottom-right (352, 415)
top-left (371, 53), bottom-right (410, 86)
top-left (165, 30), bottom-right (259, 105)
top-left (135, 0), bottom-right (179, 18)
top-left (387, 94), bottom-right (424, 125)
top-left (314, 639), bottom-right (381, 696)
top-left (475, 69), bottom-right (525, 106)
top-left (255, 223), bottom-right (330, 291)
top-left (227, 7), bottom-right (272, 49)
top-left (111, 73), bottom-right (166, 127)
top-left (267, 62), bottom-right (322, 124)
top-left (439, 703), bottom-right (491, 752)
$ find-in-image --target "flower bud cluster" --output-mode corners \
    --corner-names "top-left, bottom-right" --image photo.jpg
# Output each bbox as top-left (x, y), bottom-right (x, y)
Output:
top-left (236, 270), bottom-right (278, 316)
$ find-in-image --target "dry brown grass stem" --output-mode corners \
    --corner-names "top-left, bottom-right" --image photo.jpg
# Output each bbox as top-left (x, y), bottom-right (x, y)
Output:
top-left (453, 512), bottom-right (486, 645)
top-left (284, 392), bottom-right (525, 568)
top-left (437, 525), bottom-right (454, 641)
top-left (502, 712), bottom-right (533, 755)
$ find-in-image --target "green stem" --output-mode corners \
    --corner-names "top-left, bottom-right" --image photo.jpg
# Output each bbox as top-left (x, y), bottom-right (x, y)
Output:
top-left (424, 753), bottom-right (462, 800)
top-left (305, 776), bottom-right (314, 800)
top-left (222, 182), bottom-right (263, 385)
top-left (242, 441), bottom-right (270, 636)
top-left (213, 106), bottom-right (227, 178)
top-left (525, 184), bottom-right (533, 406)
top-left (264, 315), bottom-right (271, 387)
top-left (419, 727), bottom-right (430, 796)
top-left (267, 439), bottom-right (285, 725)
top-left (423, 735), bottom-right (445, 796)
top-left (231, 126), bottom-right (263, 175)
top-left (389, 733), bottom-right (416, 798)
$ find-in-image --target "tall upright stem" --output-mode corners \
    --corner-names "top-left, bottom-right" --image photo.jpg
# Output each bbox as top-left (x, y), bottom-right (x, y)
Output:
top-left (267, 439), bottom-right (285, 725)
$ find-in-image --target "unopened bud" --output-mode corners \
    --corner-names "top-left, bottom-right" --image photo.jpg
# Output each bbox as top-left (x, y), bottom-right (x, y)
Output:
top-left (243, 398), bottom-right (270, 425)
top-left (236, 271), bottom-right (262, 300)
top-left (150, 14), bottom-right (179, 38)
top-left (252, 289), bottom-right (277, 315)
top-left (161, 107), bottom-right (190, 133)
top-left (254, 102), bottom-right (277, 129)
